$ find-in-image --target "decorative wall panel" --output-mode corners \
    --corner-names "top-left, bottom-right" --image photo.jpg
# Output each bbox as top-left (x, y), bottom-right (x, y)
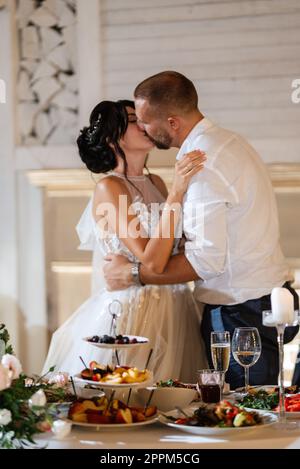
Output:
top-left (16, 0), bottom-right (78, 145)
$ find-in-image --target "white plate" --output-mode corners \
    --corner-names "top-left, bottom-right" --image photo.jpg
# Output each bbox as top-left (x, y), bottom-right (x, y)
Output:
top-left (243, 407), bottom-right (300, 420)
top-left (261, 410), bottom-right (300, 419)
top-left (83, 335), bottom-right (149, 349)
top-left (73, 371), bottom-right (153, 389)
top-left (274, 411), bottom-right (300, 419)
top-left (65, 413), bottom-right (158, 430)
top-left (234, 385), bottom-right (277, 393)
top-left (234, 385), bottom-right (300, 394)
top-left (158, 408), bottom-right (278, 436)
top-left (242, 407), bottom-right (300, 419)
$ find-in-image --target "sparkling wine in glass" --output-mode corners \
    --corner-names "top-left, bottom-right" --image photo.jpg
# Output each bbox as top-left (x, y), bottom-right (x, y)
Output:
top-left (211, 331), bottom-right (230, 373)
top-left (232, 327), bottom-right (261, 392)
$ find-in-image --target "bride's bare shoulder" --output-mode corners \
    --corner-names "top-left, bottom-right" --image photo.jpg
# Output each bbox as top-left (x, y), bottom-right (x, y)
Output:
top-left (93, 175), bottom-right (131, 207)
top-left (95, 175), bottom-right (127, 194)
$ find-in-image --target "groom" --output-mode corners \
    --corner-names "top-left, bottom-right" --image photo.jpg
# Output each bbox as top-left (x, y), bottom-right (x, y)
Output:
top-left (103, 71), bottom-right (299, 389)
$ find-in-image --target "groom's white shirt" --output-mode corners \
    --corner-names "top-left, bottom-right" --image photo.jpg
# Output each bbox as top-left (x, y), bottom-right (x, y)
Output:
top-left (177, 118), bottom-right (289, 305)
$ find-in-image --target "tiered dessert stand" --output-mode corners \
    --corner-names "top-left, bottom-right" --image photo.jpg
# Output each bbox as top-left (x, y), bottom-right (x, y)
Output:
top-left (74, 300), bottom-right (153, 400)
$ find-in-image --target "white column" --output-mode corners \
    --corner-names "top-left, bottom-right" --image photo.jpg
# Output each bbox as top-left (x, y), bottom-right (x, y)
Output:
top-left (76, 0), bottom-right (104, 127)
top-left (0, 4), bottom-right (19, 355)
top-left (0, 3), bottom-right (47, 374)
top-left (17, 173), bottom-right (48, 374)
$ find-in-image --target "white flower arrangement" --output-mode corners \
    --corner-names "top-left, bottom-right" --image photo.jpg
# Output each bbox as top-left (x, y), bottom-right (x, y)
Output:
top-left (0, 324), bottom-right (72, 449)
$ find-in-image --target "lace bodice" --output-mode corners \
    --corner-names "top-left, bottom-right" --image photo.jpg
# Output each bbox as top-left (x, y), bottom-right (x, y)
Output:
top-left (76, 171), bottom-right (180, 262)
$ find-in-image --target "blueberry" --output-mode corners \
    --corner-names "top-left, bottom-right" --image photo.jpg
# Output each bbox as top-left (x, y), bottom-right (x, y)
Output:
top-left (100, 335), bottom-right (110, 344)
top-left (91, 335), bottom-right (99, 342)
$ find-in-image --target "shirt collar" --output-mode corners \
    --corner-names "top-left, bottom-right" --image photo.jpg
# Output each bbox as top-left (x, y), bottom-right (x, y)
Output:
top-left (176, 117), bottom-right (214, 160)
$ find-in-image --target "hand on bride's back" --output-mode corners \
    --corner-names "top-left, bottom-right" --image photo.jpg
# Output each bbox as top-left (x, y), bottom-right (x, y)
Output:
top-left (171, 150), bottom-right (206, 195)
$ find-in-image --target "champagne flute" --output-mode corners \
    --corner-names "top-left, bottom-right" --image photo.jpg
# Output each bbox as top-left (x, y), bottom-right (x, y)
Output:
top-left (211, 331), bottom-right (230, 372)
top-left (210, 331), bottom-right (230, 396)
top-left (232, 327), bottom-right (261, 392)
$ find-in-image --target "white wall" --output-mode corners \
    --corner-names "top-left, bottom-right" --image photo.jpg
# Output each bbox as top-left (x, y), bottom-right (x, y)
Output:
top-left (1, 0), bottom-right (300, 373)
top-left (101, 0), bottom-right (300, 165)
top-left (0, 3), bottom-right (48, 373)
top-left (0, 4), bottom-right (20, 355)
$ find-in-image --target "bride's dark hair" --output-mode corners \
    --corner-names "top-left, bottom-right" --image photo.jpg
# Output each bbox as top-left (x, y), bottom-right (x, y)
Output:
top-left (77, 100), bottom-right (134, 174)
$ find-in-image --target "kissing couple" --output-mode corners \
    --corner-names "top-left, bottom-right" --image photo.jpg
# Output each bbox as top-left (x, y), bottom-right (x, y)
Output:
top-left (43, 71), bottom-right (299, 389)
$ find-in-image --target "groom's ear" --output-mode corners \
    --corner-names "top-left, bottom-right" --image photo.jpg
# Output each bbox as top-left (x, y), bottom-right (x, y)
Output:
top-left (167, 116), bottom-right (180, 130)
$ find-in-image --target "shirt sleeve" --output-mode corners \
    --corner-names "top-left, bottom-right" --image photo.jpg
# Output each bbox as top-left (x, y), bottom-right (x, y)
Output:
top-left (183, 166), bottom-right (236, 281)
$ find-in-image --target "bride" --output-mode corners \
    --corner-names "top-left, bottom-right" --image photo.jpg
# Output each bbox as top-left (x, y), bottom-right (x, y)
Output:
top-left (42, 99), bottom-right (207, 382)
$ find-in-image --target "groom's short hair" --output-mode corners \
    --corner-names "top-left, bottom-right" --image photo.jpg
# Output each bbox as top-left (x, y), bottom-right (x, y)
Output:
top-left (134, 71), bottom-right (198, 115)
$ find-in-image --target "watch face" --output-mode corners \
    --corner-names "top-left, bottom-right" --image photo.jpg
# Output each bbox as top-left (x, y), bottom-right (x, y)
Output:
top-left (131, 263), bottom-right (141, 285)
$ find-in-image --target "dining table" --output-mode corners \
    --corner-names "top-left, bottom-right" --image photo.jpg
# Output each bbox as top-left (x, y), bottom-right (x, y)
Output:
top-left (36, 418), bottom-right (300, 449)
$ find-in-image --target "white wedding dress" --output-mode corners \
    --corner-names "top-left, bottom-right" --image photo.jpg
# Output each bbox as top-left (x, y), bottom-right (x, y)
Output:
top-left (42, 172), bottom-right (206, 382)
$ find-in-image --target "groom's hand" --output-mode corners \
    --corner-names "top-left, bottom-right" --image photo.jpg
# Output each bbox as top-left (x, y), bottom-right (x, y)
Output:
top-left (103, 253), bottom-right (133, 291)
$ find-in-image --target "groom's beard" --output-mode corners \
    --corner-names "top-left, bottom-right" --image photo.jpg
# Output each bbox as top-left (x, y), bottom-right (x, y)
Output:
top-left (144, 131), bottom-right (172, 150)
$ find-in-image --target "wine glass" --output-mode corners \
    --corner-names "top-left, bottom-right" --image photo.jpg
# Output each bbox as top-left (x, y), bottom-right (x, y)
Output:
top-left (196, 369), bottom-right (223, 403)
top-left (231, 327), bottom-right (261, 392)
top-left (210, 331), bottom-right (230, 396)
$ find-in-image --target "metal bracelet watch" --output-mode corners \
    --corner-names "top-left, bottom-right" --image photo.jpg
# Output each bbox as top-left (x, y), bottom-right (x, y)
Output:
top-left (131, 262), bottom-right (143, 287)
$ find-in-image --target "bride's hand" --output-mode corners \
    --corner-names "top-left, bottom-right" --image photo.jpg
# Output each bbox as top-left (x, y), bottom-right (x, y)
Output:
top-left (171, 150), bottom-right (206, 196)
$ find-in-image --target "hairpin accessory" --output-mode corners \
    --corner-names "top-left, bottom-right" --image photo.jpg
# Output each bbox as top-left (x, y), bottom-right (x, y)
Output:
top-left (86, 114), bottom-right (102, 142)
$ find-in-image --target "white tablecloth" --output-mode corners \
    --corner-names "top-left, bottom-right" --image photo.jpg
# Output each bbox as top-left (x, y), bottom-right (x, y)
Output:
top-left (37, 420), bottom-right (300, 449)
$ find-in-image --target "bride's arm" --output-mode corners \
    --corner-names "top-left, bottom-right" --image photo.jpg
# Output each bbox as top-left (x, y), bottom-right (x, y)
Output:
top-left (139, 252), bottom-right (200, 284)
top-left (93, 150), bottom-right (205, 274)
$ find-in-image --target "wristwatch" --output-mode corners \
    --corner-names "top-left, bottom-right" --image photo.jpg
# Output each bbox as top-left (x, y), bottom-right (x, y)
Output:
top-left (131, 262), bottom-right (143, 287)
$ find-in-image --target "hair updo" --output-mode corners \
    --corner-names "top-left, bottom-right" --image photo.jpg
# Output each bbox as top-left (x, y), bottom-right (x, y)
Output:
top-left (77, 100), bottom-right (134, 174)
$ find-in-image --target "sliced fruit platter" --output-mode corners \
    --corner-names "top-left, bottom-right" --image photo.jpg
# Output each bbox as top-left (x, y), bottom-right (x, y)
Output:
top-left (83, 334), bottom-right (148, 349)
top-left (74, 361), bottom-right (152, 388)
top-left (68, 395), bottom-right (157, 427)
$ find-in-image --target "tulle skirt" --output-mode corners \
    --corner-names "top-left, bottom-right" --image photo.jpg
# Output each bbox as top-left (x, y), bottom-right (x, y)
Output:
top-left (42, 284), bottom-right (207, 383)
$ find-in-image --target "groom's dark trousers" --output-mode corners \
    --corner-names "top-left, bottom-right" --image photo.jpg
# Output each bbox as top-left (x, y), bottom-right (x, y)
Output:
top-left (201, 282), bottom-right (299, 389)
